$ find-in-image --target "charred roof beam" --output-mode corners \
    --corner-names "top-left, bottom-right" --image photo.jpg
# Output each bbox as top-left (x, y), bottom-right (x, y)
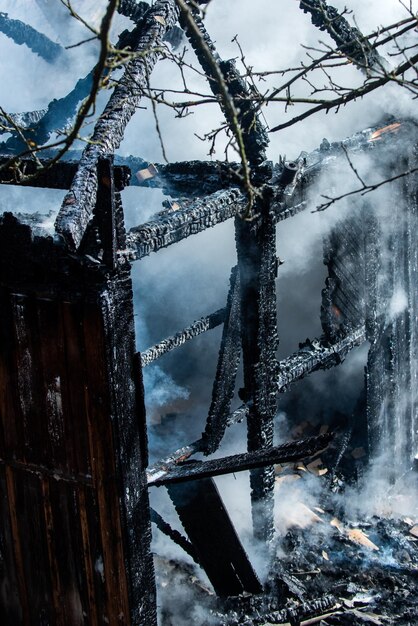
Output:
top-left (0, 11), bottom-right (63, 62)
top-left (124, 187), bottom-right (246, 260)
top-left (147, 433), bottom-right (332, 486)
top-left (178, 2), bottom-right (268, 166)
top-left (55, 0), bottom-right (179, 250)
top-left (299, 0), bottom-right (386, 71)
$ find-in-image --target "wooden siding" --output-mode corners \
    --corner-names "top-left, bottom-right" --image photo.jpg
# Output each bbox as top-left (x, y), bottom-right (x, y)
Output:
top-left (0, 288), bottom-right (142, 625)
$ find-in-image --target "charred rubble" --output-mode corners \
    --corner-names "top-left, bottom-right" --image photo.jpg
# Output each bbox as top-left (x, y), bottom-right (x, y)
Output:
top-left (1, 1), bottom-right (418, 625)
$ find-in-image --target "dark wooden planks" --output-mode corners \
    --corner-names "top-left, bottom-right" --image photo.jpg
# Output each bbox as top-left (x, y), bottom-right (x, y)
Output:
top-left (0, 466), bottom-right (25, 624)
top-left (148, 434), bottom-right (332, 487)
top-left (82, 301), bottom-right (131, 625)
top-left (167, 477), bottom-right (263, 596)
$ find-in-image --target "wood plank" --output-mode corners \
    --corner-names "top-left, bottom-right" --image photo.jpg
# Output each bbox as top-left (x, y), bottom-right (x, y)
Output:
top-left (8, 467), bottom-right (53, 623)
top-left (167, 477), bottom-right (263, 596)
top-left (0, 466), bottom-right (24, 624)
top-left (61, 300), bottom-right (92, 477)
top-left (78, 486), bottom-right (100, 626)
top-left (0, 290), bottom-right (21, 459)
top-left (82, 302), bottom-right (131, 625)
top-left (11, 294), bottom-right (48, 466)
top-left (47, 479), bottom-right (91, 625)
top-left (41, 477), bottom-right (66, 626)
top-left (36, 299), bottom-right (68, 472)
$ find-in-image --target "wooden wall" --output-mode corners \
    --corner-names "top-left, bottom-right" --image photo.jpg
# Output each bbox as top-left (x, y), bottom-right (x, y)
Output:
top-left (0, 277), bottom-right (156, 624)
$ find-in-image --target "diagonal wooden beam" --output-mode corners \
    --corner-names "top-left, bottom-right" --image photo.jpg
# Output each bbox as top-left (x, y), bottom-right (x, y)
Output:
top-left (299, 0), bottom-right (385, 70)
top-left (55, 0), bottom-right (179, 250)
top-left (178, 1), bottom-right (268, 167)
top-left (147, 433), bottom-right (332, 486)
top-left (140, 307), bottom-right (226, 367)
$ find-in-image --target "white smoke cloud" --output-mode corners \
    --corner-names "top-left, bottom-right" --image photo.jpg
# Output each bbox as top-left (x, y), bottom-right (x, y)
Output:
top-left (389, 286), bottom-right (408, 319)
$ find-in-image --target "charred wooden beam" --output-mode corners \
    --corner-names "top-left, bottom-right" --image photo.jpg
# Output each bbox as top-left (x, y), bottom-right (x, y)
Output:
top-left (148, 434), bottom-right (332, 486)
top-left (133, 158), bottom-right (274, 195)
top-left (299, 0), bottom-right (384, 69)
top-left (140, 307), bottom-right (226, 367)
top-left (55, 0), bottom-right (179, 250)
top-left (124, 187), bottom-right (246, 260)
top-left (150, 507), bottom-right (199, 563)
top-left (118, 0), bottom-right (184, 49)
top-left (178, 4), bottom-right (268, 166)
top-left (167, 477), bottom-right (263, 596)
top-left (146, 327), bottom-right (364, 486)
top-left (0, 11), bottom-right (63, 62)
top-left (118, 0), bottom-right (150, 22)
top-left (235, 199), bottom-right (279, 542)
top-left (277, 326), bottom-right (367, 391)
top-left (0, 156), bottom-right (130, 191)
top-left (132, 159), bottom-right (243, 195)
top-left (226, 594), bottom-right (337, 626)
top-left (146, 404), bottom-right (250, 484)
top-left (201, 267), bottom-right (241, 454)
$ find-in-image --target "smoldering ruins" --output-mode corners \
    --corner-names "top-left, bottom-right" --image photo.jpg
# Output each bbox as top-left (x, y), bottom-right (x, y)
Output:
top-left (0, 1), bottom-right (418, 625)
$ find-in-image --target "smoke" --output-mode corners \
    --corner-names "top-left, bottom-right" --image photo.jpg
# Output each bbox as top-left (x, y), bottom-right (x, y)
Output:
top-left (345, 450), bottom-right (418, 520)
top-left (389, 286), bottom-right (408, 320)
top-left (143, 364), bottom-right (190, 420)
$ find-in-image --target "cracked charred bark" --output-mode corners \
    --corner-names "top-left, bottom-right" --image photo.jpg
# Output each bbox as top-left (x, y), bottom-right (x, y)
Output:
top-left (125, 188), bottom-right (246, 260)
top-left (140, 307), bottom-right (226, 367)
top-left (299, 0), bottom-right (385, 70)
top-left (178, 6), bottom-right (268, 167)
top-left (55, 0), bottom-right (179, 250)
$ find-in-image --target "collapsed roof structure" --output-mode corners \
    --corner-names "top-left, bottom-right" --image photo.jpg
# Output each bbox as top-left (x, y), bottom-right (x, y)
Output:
top-left (0, 1), bottom-right (417, 624)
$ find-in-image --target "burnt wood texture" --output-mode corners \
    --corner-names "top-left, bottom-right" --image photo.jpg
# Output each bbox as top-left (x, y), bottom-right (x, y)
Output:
top-left (0, 204), bottom-right (156, 625)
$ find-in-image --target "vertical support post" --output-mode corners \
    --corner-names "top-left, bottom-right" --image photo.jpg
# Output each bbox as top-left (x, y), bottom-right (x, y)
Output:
top-left (96, 157), bottom-right (117, 271)
top-left (235, 196), bottom-right (279, 542)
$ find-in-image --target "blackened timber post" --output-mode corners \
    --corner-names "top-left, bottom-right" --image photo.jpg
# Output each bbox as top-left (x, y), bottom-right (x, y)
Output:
top-left (235, 194), bottom-right (279, 542)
